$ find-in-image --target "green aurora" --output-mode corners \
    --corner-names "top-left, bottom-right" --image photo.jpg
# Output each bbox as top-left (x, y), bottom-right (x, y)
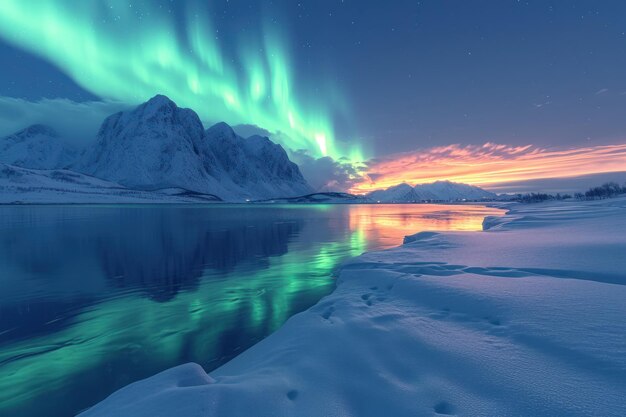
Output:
top-left (0, 0), bottom-right (364, 161)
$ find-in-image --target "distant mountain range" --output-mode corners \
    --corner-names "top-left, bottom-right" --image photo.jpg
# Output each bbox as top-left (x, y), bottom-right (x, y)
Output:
top-left (366, 181), bottom-right (496, 202)
top-left (255, 184), bottom-right (496, 205)
top-left (0, 95), bottom-right (497, 204)
top-left (0, 95), bottom-right (312, 203)
top-left (255, 192), bottom-right (370, 204)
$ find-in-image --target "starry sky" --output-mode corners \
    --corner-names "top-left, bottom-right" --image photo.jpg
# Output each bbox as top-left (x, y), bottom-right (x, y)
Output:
top-left (1, 0), bottom-right (625, 192)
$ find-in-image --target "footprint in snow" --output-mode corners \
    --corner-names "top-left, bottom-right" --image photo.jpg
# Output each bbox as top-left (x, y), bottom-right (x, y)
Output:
top-left (321, 306), bottom-right (334, 320)
top-left (286, 390), bottom-right (299, 401)
top-left (433, 400), bottom-right (455, 415)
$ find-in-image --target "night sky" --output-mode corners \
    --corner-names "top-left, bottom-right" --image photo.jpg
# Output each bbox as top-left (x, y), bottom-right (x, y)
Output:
top-left (1, 0), bottom-right (625, 192)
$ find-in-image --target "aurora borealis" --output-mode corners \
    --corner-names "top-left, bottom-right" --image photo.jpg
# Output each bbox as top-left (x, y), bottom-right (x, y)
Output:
top-left (0, 0), bottom-right (360, 160)
top-left (0, 0), bottom-right (625, 192)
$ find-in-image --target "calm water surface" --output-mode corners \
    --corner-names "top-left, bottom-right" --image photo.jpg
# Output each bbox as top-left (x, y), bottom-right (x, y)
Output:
top-left (0, 204), bottom-right (503, 417)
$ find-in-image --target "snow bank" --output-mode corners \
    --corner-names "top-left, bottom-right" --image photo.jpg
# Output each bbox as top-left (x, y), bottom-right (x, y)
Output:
top-left (79, 198), bottom-right (626, 417)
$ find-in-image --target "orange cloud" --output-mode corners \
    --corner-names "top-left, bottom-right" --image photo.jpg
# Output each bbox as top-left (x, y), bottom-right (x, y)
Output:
top-left (350, 143), bottom-right (626, 194)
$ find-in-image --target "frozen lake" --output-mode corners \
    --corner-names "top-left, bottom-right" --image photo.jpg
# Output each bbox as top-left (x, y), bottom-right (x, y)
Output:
top-left (0, 203), bottom-right (503, 417)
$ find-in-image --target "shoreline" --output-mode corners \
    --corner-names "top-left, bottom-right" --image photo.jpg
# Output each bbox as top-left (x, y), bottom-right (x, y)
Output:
top-left (0, 199), bottom-right (504, 206)
top-left (80, 197), bottom-right (626, 417)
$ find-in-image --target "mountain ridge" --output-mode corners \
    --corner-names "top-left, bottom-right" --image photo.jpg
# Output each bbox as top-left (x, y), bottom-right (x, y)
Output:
top-left (367, 180), bottom-right (496, 202)
top-left (63, 94), bottom-right (312, 201)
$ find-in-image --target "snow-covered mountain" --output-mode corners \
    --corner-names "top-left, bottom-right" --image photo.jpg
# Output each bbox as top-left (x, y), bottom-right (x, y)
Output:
top-left (367, 183), bottom-right (418, 202)
top-left (367, 180), bottom-right (496, 202)
top-left (76, 95), bottom-right (312, 201)
top-left (76, 94), bottom-right (225, 193)
top-left (0, 124), bottom-right (77, 169)
top-left (205, 122), bottom-right (311, 199)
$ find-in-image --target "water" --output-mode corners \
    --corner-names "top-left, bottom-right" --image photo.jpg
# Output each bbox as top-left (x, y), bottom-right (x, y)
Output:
top-left (0, 203), bottom-right (503, 417)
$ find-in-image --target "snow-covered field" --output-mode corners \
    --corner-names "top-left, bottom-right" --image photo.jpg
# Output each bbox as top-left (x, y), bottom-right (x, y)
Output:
top-left (0, 163), bottom-right (222, 203)
top-left (79, 197), bottom-right (626, 417)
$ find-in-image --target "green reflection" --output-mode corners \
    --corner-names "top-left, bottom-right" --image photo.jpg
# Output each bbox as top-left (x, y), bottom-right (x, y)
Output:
top-left (0, 232), bottom-right (365, 416)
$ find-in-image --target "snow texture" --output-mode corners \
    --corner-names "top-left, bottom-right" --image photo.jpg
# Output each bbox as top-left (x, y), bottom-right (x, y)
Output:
top-left (79, 197), bottom-right (626, 417)
top-left (367, 180), bottom-right (496, 202)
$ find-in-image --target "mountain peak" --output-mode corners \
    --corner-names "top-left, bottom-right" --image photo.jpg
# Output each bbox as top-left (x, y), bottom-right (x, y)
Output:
top-left (206, 122), bottom-right (236, 138)
top-left (107, 94), bottom-right (204, 134)
top-left (145, 94), bottom-right (177, 108)
top-left (245, 134), bottom-right (273, 149)
top-left (77, 94), bottom-right (211, 191)
top-left (134, 94), bottom-right (181, 118)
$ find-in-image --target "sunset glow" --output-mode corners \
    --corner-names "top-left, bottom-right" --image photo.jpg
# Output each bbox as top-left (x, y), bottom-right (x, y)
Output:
top-left (350, 143), bottom-right (626, 194)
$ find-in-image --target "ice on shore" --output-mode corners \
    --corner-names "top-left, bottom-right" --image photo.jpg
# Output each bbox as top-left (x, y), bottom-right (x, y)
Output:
top-left (79, 197), bottom-right (626, 417)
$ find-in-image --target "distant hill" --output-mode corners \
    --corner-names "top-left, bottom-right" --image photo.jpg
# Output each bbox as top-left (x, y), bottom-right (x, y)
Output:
top-left (0, 124), bottom-right (77, 170)
top-left (255, 192), bottom-right (369, 204)
top-left (367, 180), bottom-right (496, 202)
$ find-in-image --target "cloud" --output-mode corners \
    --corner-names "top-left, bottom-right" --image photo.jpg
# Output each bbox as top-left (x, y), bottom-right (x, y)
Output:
top-left (351, 142), bottom-right (626, 194)
top-left (226, 125), bottom-right (367, 192)
top-left (0, 96), bottom-right (128, 146)
top-left (288, 150), bottom-right (364, 192)
top-left (487, 171), bottom-right (626, 194)
top-left (595, 88), bottom-right (609, 95)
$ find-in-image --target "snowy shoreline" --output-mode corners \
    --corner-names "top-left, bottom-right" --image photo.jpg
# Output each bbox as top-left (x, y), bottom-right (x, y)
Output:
top-left (80, 198), bottom-right (626, 417)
